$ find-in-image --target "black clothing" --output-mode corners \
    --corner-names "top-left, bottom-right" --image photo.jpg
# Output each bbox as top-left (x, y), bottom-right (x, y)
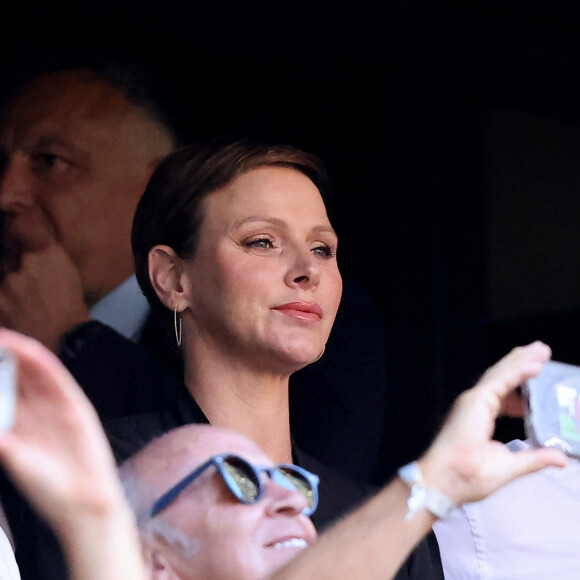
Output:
top-left (64, 274), bottom-right (390, 484)
top-left (106, 383), bottom-right (374, 533)
top-left (60, 319), bottom-right (183, 418)
top-left (106, 384), bottom-right (444, 580)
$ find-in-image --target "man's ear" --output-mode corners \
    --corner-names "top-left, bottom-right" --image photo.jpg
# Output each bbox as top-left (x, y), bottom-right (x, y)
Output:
top-left (143, 545), bottom-right (181, 580)
top-left (148, 245), bottom-right (188, 310)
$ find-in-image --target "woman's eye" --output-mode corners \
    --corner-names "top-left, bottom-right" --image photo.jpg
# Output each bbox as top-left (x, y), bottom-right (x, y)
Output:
top-left (244, 237), bottom-right (274, 249)
top-left (312, 244), bottom-right (336, 258)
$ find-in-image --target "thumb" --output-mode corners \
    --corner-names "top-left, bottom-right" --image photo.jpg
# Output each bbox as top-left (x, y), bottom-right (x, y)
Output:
top-left (508, 448), bottom-right (568, 481)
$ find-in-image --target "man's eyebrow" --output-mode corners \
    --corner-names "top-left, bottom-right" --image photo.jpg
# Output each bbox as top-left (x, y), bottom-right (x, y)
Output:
top-left (33, 134), bottom-right (90, 166)
top-left (34, 134), bottom-right (75, 151)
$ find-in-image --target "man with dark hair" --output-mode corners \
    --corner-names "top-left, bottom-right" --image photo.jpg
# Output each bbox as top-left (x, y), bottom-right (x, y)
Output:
top-left (0, 60), bottom-right (186, 580)
top-left (0, 62), bottom-right (182, 397)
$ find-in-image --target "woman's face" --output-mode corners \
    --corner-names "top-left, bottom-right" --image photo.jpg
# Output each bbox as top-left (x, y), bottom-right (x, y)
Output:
top-left (180, 166), bottom-right (342, 371)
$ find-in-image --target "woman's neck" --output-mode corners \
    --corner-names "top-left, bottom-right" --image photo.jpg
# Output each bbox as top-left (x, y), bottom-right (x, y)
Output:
top-left (184, 357), bottom-right (293, 464)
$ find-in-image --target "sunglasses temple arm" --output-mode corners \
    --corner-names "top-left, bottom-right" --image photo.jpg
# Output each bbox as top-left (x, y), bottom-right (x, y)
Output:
top-left (137, 458), bottom-right (216, 524)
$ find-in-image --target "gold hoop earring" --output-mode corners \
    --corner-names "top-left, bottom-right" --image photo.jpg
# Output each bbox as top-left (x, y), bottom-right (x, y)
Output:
top-left (174, 306), bottom-right (182, 348)
top-left (313, 345), bottom-right (325, 363)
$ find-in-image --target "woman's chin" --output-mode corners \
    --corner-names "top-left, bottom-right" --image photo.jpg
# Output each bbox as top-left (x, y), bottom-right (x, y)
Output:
top-left (282, 350), bottom-right (324, 370)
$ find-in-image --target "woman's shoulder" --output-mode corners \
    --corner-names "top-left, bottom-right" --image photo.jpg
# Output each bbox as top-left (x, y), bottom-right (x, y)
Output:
top-left (104, 382), bottom-right (210, 464)
top-left (104, 411), bottom-right (170, 464)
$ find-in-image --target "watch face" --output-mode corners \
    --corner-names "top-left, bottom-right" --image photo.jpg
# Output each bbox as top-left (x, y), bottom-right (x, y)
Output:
top-left (524, 360), bottom-right (580, 458)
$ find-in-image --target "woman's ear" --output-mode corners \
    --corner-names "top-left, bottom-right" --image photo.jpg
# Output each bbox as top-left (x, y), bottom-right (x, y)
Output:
top-left (148, 245), bottom-right (187, 310)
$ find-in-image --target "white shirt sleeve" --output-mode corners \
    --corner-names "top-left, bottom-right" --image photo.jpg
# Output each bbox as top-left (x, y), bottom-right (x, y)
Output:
top-left (0, 527), bottom-right (20, 580)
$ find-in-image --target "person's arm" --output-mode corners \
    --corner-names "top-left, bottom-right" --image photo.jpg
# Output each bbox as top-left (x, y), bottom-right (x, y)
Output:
top-left (0, 329), bottom-right (146, 580)
top-left (272, 341), bottom-right (567, 580)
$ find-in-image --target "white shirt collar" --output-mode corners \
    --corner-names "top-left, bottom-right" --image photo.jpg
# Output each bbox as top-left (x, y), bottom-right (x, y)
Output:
top-left (89, 275), bottom-right (150, 342)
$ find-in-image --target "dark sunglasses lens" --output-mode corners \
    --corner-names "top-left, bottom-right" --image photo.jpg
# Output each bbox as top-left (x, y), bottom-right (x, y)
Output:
top-left (277, 468), bottom-right (315, 510)
top-left (222, 456), bottom-right (260, 503)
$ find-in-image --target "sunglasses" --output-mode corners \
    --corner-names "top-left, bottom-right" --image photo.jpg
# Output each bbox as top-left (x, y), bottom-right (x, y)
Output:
top-left (137, 453), bottom-right (320, 524)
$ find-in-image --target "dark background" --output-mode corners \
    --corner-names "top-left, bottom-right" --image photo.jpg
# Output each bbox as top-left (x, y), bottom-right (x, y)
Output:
top-left (3, 0), bottom-right (580, 479)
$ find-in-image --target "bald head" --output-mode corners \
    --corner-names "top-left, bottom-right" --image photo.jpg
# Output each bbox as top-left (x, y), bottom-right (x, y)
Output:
top-left (119, 424), bottom-right (317, 580)
top-left (119, 424), bottom-right (269, 513)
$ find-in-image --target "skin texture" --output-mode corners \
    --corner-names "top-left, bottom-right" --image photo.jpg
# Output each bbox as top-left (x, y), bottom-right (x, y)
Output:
top-left (178, 166), bottom-right (342, 370)
top-left (148, 166), bottom-right (342, 462)
top-left (122, 425), bottom-right (317, 580)
top-left (0, 70), bottom-right (174, 350)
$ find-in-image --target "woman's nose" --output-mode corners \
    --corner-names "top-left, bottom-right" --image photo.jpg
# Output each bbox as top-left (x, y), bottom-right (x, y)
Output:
top-left (284, 249), bottom-right (321, 289)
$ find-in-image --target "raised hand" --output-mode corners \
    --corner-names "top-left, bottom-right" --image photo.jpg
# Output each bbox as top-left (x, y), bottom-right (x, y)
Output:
top-left (0, 329), bottom-right (146, 580)
top-left (419, 341), bottom-right (568, 506)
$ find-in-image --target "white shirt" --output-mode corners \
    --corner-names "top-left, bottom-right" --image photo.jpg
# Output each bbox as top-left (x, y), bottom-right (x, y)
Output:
top-left (434, 439), bottom-right (580, 580)
top-left (0, 527), bottom-right (20, 580)
top-left (89, 275), bottom-right (150, 342)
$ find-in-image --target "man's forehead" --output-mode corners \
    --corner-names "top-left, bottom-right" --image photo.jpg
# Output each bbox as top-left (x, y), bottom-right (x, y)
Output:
top-left (186, 427), bottom-right (270, 465)
top-left (1, 73), bottom-right (132, 139)
top-left (148, 425), bottom-right (272, 479)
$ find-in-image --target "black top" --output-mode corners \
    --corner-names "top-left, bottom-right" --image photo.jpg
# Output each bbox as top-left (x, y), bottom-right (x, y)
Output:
top-left (106, 383), bottom-right (374, 533)
top-left (106, 384), bottom-right (443, 580)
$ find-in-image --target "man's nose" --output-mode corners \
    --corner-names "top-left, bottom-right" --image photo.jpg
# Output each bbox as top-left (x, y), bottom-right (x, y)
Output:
top-left (0, 153), bottom-right (35, 212)
top-left (264, 479), bottom-right (311, 518)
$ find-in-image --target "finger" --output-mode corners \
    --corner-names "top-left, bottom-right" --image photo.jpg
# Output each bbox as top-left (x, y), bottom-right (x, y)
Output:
top-left (3, 205), bottom-right (58, 253)
top-left (0, 430), bottom-right (56, 482)
top-left (0, 211), bottom-right (22, 279)
top-left (506, 448), bottom-right (568, 482)
top-left (479, 342), bottom-right (551, 399)
top-left (0, 430), bottom-right (75, 525)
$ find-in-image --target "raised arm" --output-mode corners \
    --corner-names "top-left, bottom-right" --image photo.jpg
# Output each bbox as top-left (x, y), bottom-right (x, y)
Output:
top-left (273, 341), bottom-right (568, 580)
top-left (0, 329), bottom-right (145, 580)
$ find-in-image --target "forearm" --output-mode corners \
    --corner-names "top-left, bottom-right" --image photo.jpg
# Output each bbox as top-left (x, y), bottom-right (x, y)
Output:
top-left (58, 500), bottom-right (146, 580)
top-left (272, 476), bottom-right (436, 580)
top-left (273, 343), bottom-right (570, 580)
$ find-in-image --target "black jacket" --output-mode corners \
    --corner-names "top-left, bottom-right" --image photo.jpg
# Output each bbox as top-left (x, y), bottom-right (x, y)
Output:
top-left (106, 384), bottom-right (443, 580)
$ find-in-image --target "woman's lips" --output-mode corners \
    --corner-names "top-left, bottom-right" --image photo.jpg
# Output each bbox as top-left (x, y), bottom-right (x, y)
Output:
top-left (273, 302), bottom-right (322, 321)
